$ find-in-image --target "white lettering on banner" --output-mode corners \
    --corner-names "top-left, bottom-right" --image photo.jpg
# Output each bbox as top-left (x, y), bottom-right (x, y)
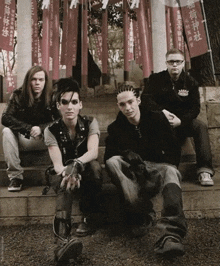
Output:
top-left (70, 0), bottom-right (78, 9)
top-left (130, 0), bottom-right (140, 9)
top-left (42, 0), bottom-right (50, 9)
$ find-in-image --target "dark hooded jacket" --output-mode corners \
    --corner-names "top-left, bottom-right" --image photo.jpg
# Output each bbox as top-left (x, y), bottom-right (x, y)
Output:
top-left (141, 70), bottom-right (200, 127)
top-left (104, 107), bottom-right (181, 166)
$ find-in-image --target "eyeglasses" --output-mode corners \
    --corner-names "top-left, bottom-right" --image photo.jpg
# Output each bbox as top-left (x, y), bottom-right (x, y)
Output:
top-left (166, 60), bottom-right (184, 66)
top-left (60, 99), bottom-right (79, 105)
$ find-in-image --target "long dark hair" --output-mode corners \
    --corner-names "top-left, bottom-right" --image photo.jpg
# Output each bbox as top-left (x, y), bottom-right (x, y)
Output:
top-left (20, 65), bottom-right (52, 107)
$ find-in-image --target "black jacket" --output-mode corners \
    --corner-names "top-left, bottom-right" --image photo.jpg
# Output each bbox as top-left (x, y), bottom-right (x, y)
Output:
top-left (104, 107), bottom-right (181, 166)
top-left (1, 89), bottom-right (54, 138)
top-left (141, 70), bottom-right (200, 127)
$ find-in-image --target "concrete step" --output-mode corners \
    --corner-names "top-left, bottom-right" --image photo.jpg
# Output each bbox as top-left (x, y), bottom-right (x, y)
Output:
top-left (1, 168), bottom-right (219, 226)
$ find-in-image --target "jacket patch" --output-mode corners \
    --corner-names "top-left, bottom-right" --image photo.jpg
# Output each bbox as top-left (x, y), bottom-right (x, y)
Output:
top-left (178, 89), bottom-right (189, 96)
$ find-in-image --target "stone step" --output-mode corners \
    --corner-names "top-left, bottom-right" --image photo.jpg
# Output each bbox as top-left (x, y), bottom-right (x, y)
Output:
top-left (1, 168), bottom-right (219, 225)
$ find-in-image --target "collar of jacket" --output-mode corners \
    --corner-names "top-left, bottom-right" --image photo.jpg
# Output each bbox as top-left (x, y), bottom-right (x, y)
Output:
top-left (115, 106), bottom-right (149, 127)
top-left (164, 69), bottom-right (186, 85)
top-left (59, 114), bottom-right (87, 135)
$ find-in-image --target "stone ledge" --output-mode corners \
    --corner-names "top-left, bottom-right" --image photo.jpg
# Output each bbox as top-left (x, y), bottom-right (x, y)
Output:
top-left (0, 170), bottom-right (219, 225)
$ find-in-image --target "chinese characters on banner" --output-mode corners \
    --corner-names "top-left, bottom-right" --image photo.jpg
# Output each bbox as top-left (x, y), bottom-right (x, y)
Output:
top-left (180, 0), bottom-right (208, 57)
top-left (0, 0), bottom-right (16, 92)
top-left (0, 0), bottom-right (16, 51)
top-left (94, 32), bottom-right (102, 61)
top-left (31, 0), bottom-right (39, 65)
top-left (168, 3), bottom-right (185, 52)
top-left (133, 20), bottom-right (142, 65)
top-left (6, 51), bottom-right (15, 93)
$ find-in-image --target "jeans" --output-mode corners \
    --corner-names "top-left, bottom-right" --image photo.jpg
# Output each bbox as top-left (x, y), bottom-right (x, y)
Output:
top-left (2, 127), bottom-right (47, 180)
top-left (176, 119), bottom-right (214, 176)
top-left (51, 160), bottom-right (102, 225)
top-left (106, 156), bottom-right (187, 241)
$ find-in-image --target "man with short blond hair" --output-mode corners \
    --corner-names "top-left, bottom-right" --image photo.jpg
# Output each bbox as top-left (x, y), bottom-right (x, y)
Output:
top-left (141, 48), bottom-right (214, 186)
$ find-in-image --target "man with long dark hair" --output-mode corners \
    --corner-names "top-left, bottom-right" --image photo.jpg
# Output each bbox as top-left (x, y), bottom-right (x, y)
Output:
top-left (1, 65), bottom-right (55, 192)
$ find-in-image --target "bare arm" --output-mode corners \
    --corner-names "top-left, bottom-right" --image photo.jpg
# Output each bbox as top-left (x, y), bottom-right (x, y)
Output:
top-left (77, 133), bottom-right (99, 163)
top-left (48, 145), bottom-right (65, 175)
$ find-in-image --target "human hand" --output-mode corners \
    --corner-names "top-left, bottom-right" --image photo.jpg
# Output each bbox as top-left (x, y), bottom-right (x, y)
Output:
top-left (122, 150), bottom-right (144, 166)
top-left (60, 173), bottom-right (82, 190)
top-left (162, 109), bottom-right (175, 121)
top-left (30, 126), bottom-right (42, 139)
top-left (168, 114), bottom-right (181, 128)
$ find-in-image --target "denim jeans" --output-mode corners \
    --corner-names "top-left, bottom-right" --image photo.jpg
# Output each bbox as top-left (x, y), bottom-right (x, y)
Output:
top-left (176, 119), bottom-right (214, 176)
top-left (51, 160), bottom-right (102, 222)
top-left (2, 127), bottom-right (47, 180)
top-left (106, 156), bottom-right (187, 241)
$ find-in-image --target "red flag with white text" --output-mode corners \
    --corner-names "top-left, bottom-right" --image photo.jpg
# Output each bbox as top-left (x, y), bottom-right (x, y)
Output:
top-left (180, 0), bottom-right (208, 57)
top-left (0, 0), bottom-right (16, 51)
top-left (31, 0), bottom-right (39, 65)
top-left (6, 51), bottom-right (15, 93)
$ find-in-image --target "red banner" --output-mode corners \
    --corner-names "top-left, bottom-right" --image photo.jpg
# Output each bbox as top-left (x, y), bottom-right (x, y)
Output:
top-left (94, 32), bottom-right (102, 61)
top-left (6, 51), bottom-right (15, 93)
top-left (0, 0), bottom-right (16, 51)
top-left (180, 0), bottom-right (208, 57)
top-left (133, 20), bottom-right (142, 65)
top-left (31, 0), bottom-right (39, 65)
top-left (60, 0), bottom-right (68, 65)
top-left (169, 4), bottom-right (184, 52)
top-left (49, 0), bottom-right (54, 57)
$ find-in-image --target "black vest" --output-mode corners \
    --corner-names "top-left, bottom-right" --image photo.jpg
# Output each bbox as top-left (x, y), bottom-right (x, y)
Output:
top-left (48, 115), bottom-right (93, 165)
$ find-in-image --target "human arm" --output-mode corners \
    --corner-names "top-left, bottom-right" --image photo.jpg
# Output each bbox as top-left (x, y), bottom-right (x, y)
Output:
top-left (77, 133), bottom-right (99, 164)
top-left (178, 77), bottom-right (200, 127)
top-left (1, 91), bottom-right (32, 137)
top-left (141, 74), bottom-right (164, 111)
top-left (162, 109), bottom-right (181, 128)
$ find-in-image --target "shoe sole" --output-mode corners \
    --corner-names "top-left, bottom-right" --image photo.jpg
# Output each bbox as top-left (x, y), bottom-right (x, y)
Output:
top-left (56, 239), bottom-right (83, 262)
top-left (8, 186), bottom-right (22, 192)
top-left (200, 182), bottom-right (214, 186)
top-left (155, 244), bottom-right (185, 258)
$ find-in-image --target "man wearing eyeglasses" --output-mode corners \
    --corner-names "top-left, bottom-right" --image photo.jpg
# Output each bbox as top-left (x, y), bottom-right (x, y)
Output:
top-left (141, 48), bottom-right (214, 186)
top-left (44, 78), bottom-right (102, 263)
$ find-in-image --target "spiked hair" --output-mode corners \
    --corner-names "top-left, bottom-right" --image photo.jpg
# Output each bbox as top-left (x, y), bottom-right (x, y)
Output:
top-left (53, 78), bottom-right (80, 103)
top-left (116, 83), bottom-right (140, 97)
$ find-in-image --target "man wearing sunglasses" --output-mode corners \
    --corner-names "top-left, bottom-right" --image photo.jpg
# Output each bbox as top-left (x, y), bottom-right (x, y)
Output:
top-left (44, 78), bottom-right (102, 263)
top-left (141, 48), bottom-right (214, 186)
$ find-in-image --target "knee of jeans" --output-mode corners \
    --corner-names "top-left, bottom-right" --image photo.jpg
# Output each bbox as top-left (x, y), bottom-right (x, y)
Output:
top-left (2, 127), bottom-right (14, 138)
top-left (163, 165), bottom-right (181, 187)
top-left (105, 156), bottom-right (122, 172)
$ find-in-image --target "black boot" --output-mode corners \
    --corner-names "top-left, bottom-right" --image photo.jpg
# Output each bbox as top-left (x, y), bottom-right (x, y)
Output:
top-left (53, 213), bottom-right (83, 263)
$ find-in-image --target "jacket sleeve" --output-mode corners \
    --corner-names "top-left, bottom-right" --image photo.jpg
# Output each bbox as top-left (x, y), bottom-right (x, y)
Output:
top-left (141, 75), bottom-right (163, 112)
top-left (179, 77), bottom-right (200, 127)
top-left (1, 93), bottom-right (32, 137)
top-left (104, 124), bottom-right (120, 163)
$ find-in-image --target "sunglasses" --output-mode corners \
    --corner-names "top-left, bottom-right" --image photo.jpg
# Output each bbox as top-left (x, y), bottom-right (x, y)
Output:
top-left (166, 60), bottom-right (184, 66)
top-left (60, 99), bottom-right (79, 105)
